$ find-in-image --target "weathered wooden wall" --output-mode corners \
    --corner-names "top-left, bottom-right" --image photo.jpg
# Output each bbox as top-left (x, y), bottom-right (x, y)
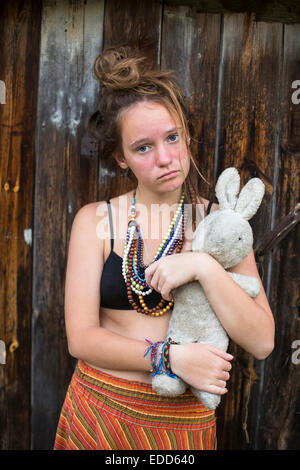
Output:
top-left (0, 0), bottom-right (299, 450)
top-left (32, 0), bottom-right (105, 450)
top-left (0, 0), bottom-right (42, 449)
top-left (249, 22), bottom-right (300, 449)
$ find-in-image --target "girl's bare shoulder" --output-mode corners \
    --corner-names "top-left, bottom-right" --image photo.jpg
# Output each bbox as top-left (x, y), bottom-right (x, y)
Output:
top-left (196, 195), bottom-right (219, 214)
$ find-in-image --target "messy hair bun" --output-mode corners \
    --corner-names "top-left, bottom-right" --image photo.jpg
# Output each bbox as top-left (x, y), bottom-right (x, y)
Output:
top-left (93, 46), bottom-right (183, 99)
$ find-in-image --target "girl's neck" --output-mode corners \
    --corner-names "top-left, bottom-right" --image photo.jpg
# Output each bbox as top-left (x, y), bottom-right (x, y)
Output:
top-left (133, 185), bottom-right (183, 209)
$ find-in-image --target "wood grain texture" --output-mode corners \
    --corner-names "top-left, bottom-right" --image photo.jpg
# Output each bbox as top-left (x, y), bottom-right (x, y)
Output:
top-left (252, 23), bottom-right (300, 450)
top-left (99, 0), bottom-right (163, 201)
top-left (32, 0), bottom-right (104, 449)
top-left (212, 12), bottom-right (283, 449)
top-left (0, 0), bottom-right (41, 450)
top-left (165, 0), bottom-right (300, 24)
top-left (161, 5), bottom-right (221, 200)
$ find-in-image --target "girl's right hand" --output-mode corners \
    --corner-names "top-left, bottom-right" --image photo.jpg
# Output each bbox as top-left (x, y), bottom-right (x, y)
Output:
top-left (169, 343), bottom-right (233, 395)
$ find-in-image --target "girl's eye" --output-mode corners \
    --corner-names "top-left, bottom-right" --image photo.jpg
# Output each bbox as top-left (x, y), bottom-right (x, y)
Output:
top-left (168, 133), bottom-right (179, 142)
top-left (137, 145), bottom-right (150, 153)
top-left (136, 134), bottom-right (179, 153)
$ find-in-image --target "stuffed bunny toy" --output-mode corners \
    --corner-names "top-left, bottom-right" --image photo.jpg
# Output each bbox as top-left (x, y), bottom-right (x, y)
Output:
top-left (152, 167), bottom-right (265, 409)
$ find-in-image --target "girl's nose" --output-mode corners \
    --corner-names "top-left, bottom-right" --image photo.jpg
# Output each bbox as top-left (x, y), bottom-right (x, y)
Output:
top-left (155, 143), bottom-right (172, 166)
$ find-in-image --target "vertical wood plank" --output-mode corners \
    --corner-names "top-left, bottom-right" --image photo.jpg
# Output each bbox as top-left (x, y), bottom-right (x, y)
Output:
top-left (32, 0), bottom-right (104, 449)
top-left (0, 0), bottom-right (41, 450)
top-left (161, 6), bottom-right (222, 201)
top-left (253, 23), bottom-right (300, 450)
top-left (207, 12), bottom-right (283, 449)
top-left (99, 0), bottom-right (163, 200)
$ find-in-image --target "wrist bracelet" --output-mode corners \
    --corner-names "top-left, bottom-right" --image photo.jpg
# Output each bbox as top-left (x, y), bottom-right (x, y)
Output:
top-left (144, 339), bottom-right (164, 374)
top-left (162, 338), bottom-right (178, 378)
top-left (144, 337), bottom-right (179, 379)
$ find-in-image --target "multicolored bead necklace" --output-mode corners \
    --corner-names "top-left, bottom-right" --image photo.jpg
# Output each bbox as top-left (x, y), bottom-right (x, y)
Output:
top-left (122, 189), bottom-right (185, 316)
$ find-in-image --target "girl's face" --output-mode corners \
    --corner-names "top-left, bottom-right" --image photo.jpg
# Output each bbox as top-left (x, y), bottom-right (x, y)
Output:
top-left (116, 101), bottom-right (190, 195)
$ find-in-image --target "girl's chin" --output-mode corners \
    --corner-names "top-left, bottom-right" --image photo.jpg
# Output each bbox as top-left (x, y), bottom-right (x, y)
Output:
top-left (157, 175), bottom-right (185, 190)
top-left (138, 173), bottom-right (187, 195)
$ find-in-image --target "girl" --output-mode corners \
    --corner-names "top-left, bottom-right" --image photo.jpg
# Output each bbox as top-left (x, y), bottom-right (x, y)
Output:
top-left (54, 45), bottom-right (274, 450)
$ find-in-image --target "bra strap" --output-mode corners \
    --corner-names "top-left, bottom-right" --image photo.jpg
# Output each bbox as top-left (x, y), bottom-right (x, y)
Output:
top-left (206, 199), bottom-right (214, 215)
top-left (106, 200), bottom-right (114, 250)
top-left (206, 195), bottom-right (218, 215)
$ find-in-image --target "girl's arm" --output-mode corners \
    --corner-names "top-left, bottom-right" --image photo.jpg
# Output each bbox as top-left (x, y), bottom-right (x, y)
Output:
top-left (194, 250), bottom-right (275, 360)
top-left (145, 200), bottom-right (275, 361)
top-left (64, 202), bottom-right (152, 372)
top-left (145, 250), bottom-right (274, 360)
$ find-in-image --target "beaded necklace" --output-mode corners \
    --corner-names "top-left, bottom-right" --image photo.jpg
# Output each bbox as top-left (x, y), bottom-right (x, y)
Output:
top-left (122, 189), bottom-right (185, 316)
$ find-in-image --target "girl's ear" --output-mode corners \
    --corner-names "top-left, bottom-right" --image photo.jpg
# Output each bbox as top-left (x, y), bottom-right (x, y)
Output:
top-left (113, 151), bottom-right (128, 170)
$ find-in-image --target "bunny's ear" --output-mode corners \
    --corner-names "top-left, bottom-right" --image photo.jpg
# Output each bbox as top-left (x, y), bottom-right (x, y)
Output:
top-left (215, 167), bottom-right (240, 210)
top-left (235, 178), bottom-right (265, 220)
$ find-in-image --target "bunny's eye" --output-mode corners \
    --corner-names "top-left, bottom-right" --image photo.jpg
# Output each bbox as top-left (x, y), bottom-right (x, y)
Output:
top-left (238, 237), bottom-right (242, 241)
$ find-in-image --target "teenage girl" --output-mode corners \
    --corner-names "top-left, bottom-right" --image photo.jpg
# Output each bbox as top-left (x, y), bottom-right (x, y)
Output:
top-left (54, 46), bottom-right (274, 450)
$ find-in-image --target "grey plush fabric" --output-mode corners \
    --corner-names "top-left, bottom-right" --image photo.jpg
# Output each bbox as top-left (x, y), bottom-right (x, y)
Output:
top-left (152, 167), bottom-right (265, 409)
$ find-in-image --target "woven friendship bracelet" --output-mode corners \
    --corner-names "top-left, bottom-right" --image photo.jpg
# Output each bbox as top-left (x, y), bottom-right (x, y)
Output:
top-left (144, 338), bottom-right (179, 379)
top-left (162, 338), bottom-right (179, 379)
top-left (144, 339), bottom-right (164, 374)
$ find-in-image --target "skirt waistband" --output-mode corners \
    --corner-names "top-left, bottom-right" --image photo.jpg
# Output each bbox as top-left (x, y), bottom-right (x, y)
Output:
top-left (73, 360), bottom-right (215, 427)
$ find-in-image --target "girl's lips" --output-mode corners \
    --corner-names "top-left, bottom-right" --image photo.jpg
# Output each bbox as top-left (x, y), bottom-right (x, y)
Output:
top-left (158, 170), bottom-right (179, 180)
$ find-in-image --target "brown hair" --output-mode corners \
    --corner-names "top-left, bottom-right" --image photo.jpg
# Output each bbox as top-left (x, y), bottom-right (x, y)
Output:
top-left (86, 44), bottom-right (209, 205)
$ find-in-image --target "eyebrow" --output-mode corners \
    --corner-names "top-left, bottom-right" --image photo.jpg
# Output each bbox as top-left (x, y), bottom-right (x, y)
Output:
top-left (129, 127), bottom-right (182, 149)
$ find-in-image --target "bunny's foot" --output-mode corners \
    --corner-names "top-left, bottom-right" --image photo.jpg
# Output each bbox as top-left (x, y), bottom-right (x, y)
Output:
top-left (190, 387), bottom-right (221, 410)
top-left (152, 373), bottom-right (187, 397)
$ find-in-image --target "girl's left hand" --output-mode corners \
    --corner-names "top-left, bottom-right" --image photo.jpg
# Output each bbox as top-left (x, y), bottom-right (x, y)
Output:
top-left (144, 252), bottom-right (203, 301)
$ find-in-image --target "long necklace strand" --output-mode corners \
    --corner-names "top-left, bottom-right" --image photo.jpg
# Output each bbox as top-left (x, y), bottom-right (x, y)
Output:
top-left (122, 190), bottom-right (186, 316)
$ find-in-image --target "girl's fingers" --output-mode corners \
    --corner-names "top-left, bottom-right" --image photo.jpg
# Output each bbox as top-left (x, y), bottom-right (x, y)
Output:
top-left (207, 385), bottom-right (228, 395)
top-left (218, 351), bottom-right (234, 362)
top-left (144, 263), bottom-right (157, 284)
top-left (215, 379), bottom-right (227, 389)
top-left (223, 360), bottom-right (233, 371)
top-left (217, 371), bottom-right (230, 381)
top-left (144, 269), bottom-right (153, 286)
top-left (148, 270), bottom-right (159, 290)
top-left (208, 344), bottom-right (233, 360)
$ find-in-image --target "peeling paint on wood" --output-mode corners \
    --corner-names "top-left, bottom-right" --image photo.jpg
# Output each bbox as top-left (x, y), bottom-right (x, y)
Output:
top-left (23, 228), bottom-right (32, 246)
top-left (0, 80), bottom-right (6, 104)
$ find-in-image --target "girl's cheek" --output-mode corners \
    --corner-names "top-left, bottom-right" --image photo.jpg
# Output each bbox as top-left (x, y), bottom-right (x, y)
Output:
top-left (137, 158), bottom-right (155, 172)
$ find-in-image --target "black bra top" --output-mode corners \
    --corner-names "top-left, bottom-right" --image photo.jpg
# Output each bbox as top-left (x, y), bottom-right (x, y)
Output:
top-left (100, 198), bottom-right (214, 310)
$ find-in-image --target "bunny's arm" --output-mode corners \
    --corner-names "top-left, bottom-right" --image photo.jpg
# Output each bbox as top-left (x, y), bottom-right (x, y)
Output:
top-left (226, 248), bottom-right (272, 316)
top-left (195, 249), bottom-right (275, 360)
top-left (227, 271), bottom-right (261, 298)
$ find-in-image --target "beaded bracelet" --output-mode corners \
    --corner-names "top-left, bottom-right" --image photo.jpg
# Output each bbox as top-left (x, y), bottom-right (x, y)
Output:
top-left (144, 338), bottom-right (179, 379)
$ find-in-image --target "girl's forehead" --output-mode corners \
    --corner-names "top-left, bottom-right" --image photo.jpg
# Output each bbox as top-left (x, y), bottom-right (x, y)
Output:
top-left (120, 101), bottom-right (180, 137)
top-left (123, 100), bottom-right (173, 119)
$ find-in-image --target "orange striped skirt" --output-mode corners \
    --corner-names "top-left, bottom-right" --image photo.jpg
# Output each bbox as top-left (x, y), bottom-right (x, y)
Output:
top-left (54, 360), bottom-right (217, 450)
